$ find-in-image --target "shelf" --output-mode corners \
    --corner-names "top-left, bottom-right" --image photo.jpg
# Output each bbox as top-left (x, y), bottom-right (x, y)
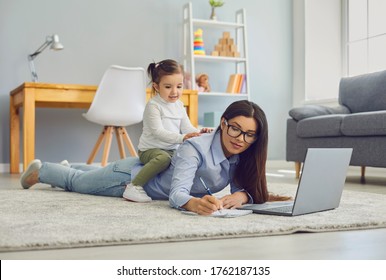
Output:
top-left (183, 2), bottom-right (250, 124)
top-left (193, 55), bottom-right (246, 63)
top-left (198, 92), bottom-right (248, 97)
top-left (191, 19), bottom-right (244, 29)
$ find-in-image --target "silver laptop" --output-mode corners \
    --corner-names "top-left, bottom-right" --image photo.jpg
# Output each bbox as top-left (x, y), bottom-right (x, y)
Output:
top-left (240, 148), bottom-right (353, 216)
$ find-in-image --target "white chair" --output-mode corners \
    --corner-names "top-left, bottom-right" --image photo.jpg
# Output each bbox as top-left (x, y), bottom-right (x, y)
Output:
top-left (83, 65), bottom-right (146, 166)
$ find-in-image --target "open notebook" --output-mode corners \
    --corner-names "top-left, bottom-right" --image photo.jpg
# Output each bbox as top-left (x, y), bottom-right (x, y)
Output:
top-left (182, 209), bottom-right (252, 218)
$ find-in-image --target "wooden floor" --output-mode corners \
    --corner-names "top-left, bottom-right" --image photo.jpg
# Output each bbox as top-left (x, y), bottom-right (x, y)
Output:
top-left (1, 161), bottom-right (386, 260)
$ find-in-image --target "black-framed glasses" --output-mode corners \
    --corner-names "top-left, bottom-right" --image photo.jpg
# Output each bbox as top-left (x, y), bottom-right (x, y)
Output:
top-left (223, 120), bottom-right (258, 144)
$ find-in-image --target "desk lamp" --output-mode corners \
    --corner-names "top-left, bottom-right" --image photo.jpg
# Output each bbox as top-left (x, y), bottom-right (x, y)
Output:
top-left (28, 34), bottom-right (64, 82)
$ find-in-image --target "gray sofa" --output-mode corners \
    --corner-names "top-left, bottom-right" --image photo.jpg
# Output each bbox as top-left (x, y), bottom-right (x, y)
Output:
top-left (286, 69), bottom-right (386, 178)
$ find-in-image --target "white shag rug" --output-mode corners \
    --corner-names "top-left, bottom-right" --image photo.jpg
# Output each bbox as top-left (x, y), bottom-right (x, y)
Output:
top-left (1, 183), bottom-right (385, 251)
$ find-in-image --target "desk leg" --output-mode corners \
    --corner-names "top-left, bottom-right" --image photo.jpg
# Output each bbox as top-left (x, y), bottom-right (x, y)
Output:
top-left (188, 94), bottom-right (198, 127)
top-left (23, 89), bottom-right (36, 172)
top-left (10, 94), bottom-right (20, 173)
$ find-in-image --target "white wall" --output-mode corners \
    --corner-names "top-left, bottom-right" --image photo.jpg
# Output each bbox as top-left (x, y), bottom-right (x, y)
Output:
top-left (0, 0), bottom-right (293, 168)
top-left (293, 0), bottom-right (342, 106)
top-left (305, 0), bottom-right (342, 102)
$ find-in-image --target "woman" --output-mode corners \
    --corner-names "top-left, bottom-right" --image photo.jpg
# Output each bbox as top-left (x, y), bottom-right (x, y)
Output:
top-left (21, 100), bottom-right (270, 215)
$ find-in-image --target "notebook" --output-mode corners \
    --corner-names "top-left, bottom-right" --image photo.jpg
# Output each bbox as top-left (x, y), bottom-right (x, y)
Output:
top-left (240, 148), bottom-right (353, 216)
top-left (182, 209), bottom-right (253, 218)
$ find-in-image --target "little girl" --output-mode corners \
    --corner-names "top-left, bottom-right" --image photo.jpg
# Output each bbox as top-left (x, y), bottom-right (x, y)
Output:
top-left (123, 59), bottom-right (211, 202)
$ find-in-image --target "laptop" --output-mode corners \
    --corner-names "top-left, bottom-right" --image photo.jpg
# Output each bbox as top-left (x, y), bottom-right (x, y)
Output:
top-left (240, 148), bottom-right (353, 216)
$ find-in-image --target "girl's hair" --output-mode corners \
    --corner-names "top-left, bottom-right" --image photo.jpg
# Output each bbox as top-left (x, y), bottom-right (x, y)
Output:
top-left (219, 100), bottom-right (269, 204)
top-left (147, 59), bottom-right (183, 94)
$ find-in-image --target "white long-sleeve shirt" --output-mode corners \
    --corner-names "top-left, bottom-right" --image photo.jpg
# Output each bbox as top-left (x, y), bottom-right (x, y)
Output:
top-left (138, 94), bottom-right (199, 151)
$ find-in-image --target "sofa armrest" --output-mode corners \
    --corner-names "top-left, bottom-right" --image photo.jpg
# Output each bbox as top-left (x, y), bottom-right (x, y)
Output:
top-left (289, 105), bottom-right (350, 121)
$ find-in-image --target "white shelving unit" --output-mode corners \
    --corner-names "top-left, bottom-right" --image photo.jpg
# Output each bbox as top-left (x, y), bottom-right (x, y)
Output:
top-left (183, 2), bottom-right (250, 99)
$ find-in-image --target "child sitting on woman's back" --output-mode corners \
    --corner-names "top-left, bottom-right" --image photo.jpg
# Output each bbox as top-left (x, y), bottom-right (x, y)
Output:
top-left (123, 59), bottom-right (211, 202)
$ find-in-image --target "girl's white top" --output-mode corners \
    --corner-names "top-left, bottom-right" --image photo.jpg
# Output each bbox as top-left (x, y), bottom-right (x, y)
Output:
top-left (138, 94), bottom-right (199, 151)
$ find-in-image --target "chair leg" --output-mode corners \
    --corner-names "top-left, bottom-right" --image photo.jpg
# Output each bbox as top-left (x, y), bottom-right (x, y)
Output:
top-left (119, 127), bottom-right (138, 157)
top-left (101, 126), bottom-right (114, 166)
top-left (115, 127), bottom-right (127, 159)
top-left (361, 166), bottom-right (366, 180)
top-left (87, 126), bottom-right (108, 164)
top-left (295, 162), bottom-right (301, 179)
top-left (87, 126), bottom-right (137, 165)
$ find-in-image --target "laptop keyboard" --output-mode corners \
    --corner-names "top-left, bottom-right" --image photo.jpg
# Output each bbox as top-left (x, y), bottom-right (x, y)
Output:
top-left (270, 205), bottom-right (293, 213)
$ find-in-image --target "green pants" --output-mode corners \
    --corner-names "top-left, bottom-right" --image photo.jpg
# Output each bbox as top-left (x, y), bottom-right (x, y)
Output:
top-left (132, 148), bottom-right (174, 187)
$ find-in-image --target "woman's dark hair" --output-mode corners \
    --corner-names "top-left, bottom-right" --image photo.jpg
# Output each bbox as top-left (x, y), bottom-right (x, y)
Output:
top-left (147, 59), bottom-right (183, 94)
top-left (219, 100), bottom-right (269, 203)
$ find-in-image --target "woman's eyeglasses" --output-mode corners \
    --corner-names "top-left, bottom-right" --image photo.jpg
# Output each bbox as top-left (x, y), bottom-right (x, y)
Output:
top-left (223, 120), bottom-right (257, 144)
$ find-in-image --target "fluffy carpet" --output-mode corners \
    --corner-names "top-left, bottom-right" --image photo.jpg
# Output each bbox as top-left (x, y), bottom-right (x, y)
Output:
top-left (1, 183), bottom-right (385, 252)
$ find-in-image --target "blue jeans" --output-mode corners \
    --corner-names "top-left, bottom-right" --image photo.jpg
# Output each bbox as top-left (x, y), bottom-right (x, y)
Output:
top-left (39, 158), bottom-right (139, 197)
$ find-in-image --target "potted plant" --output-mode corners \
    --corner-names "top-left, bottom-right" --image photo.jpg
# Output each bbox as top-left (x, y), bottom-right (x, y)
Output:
top-left (209, 0), bottom-right (225, 20)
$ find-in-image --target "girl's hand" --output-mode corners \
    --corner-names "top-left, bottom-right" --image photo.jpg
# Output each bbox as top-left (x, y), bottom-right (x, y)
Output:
top-left (183, 195), bottom-right (223, 215)
top-left (200, 127), bottom-right (213, 133)
top-left (183, 132), bottom-right (201, 141)
top-left (220, 192), bottom-right (248, 209)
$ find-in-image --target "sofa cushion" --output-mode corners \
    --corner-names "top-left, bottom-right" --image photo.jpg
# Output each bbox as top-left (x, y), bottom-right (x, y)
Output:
top-left (289, 105), bottom-right (350, 121)
top-left (296, 115), bottom-right (345, 138)
top-left (341, 110), bottom-right (386, 136)
top-left (339, 70), bottom-right (386, 113)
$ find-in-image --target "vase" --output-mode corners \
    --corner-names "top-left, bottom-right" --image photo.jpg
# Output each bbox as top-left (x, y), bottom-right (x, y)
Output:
top-left (210, 7), bottom-right (217, 20)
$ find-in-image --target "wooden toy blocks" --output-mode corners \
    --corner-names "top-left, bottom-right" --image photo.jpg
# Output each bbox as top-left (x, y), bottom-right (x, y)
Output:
top-left (211, 31), bottom-right (240, 57)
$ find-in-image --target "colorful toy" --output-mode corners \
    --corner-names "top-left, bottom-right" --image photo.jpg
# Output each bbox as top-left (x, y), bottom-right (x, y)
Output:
top-left (193, 28), bottom-right (206, 55)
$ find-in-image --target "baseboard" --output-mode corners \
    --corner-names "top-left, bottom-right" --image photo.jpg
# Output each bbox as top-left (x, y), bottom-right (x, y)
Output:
top-left (0, 163), bottom-right (14, 173)
top-left (266, 160), bottom-right (294, 169)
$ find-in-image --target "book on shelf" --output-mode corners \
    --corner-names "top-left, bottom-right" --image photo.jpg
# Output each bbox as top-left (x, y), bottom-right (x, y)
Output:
top-left (239, 74), bottom-right (247, 93)
top-left (226, 74), bottom-right (237, 93)
top-left (226, 74), bottom-right (245, 94)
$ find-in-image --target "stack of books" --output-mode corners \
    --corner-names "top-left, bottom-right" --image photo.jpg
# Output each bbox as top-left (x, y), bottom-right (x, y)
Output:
top-left (226, 74), bottom-right (246, 93)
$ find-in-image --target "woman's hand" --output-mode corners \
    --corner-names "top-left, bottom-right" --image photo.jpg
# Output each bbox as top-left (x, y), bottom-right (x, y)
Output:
top-left (183, 132), bottom-right (201, 141)
top-left (183, 196), bottom-right (223, 215)
top-left (220, 192), bottom-right (249, 209)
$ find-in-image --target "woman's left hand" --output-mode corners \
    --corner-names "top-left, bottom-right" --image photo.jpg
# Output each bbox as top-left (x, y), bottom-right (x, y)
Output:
top-left (220, 192), bottom-right (248, 209)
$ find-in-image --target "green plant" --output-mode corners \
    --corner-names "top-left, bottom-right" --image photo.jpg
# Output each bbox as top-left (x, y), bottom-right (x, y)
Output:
top-left (209, 0), bottom-right (225, 8)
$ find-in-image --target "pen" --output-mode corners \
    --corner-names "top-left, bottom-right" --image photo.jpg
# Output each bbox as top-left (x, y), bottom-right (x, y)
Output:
top-left (199, 177), bottom-right (222, 213)
top-left (199, 177), bottom-right (213, 195)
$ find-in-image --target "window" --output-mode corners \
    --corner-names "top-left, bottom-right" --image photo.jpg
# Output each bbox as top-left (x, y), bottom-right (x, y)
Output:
top-left (293, 0), bottom-right (386, 106)
top-left (345, 0), bottom-right (386, 76)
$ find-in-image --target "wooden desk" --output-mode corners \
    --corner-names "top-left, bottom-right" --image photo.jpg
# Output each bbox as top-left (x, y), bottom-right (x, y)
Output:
top-left (9, 82), bottom-right (198, 173)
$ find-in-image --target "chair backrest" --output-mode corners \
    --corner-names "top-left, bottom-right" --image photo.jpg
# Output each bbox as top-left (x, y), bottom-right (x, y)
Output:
top-left (84, 65), bottom-right (147, 126)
